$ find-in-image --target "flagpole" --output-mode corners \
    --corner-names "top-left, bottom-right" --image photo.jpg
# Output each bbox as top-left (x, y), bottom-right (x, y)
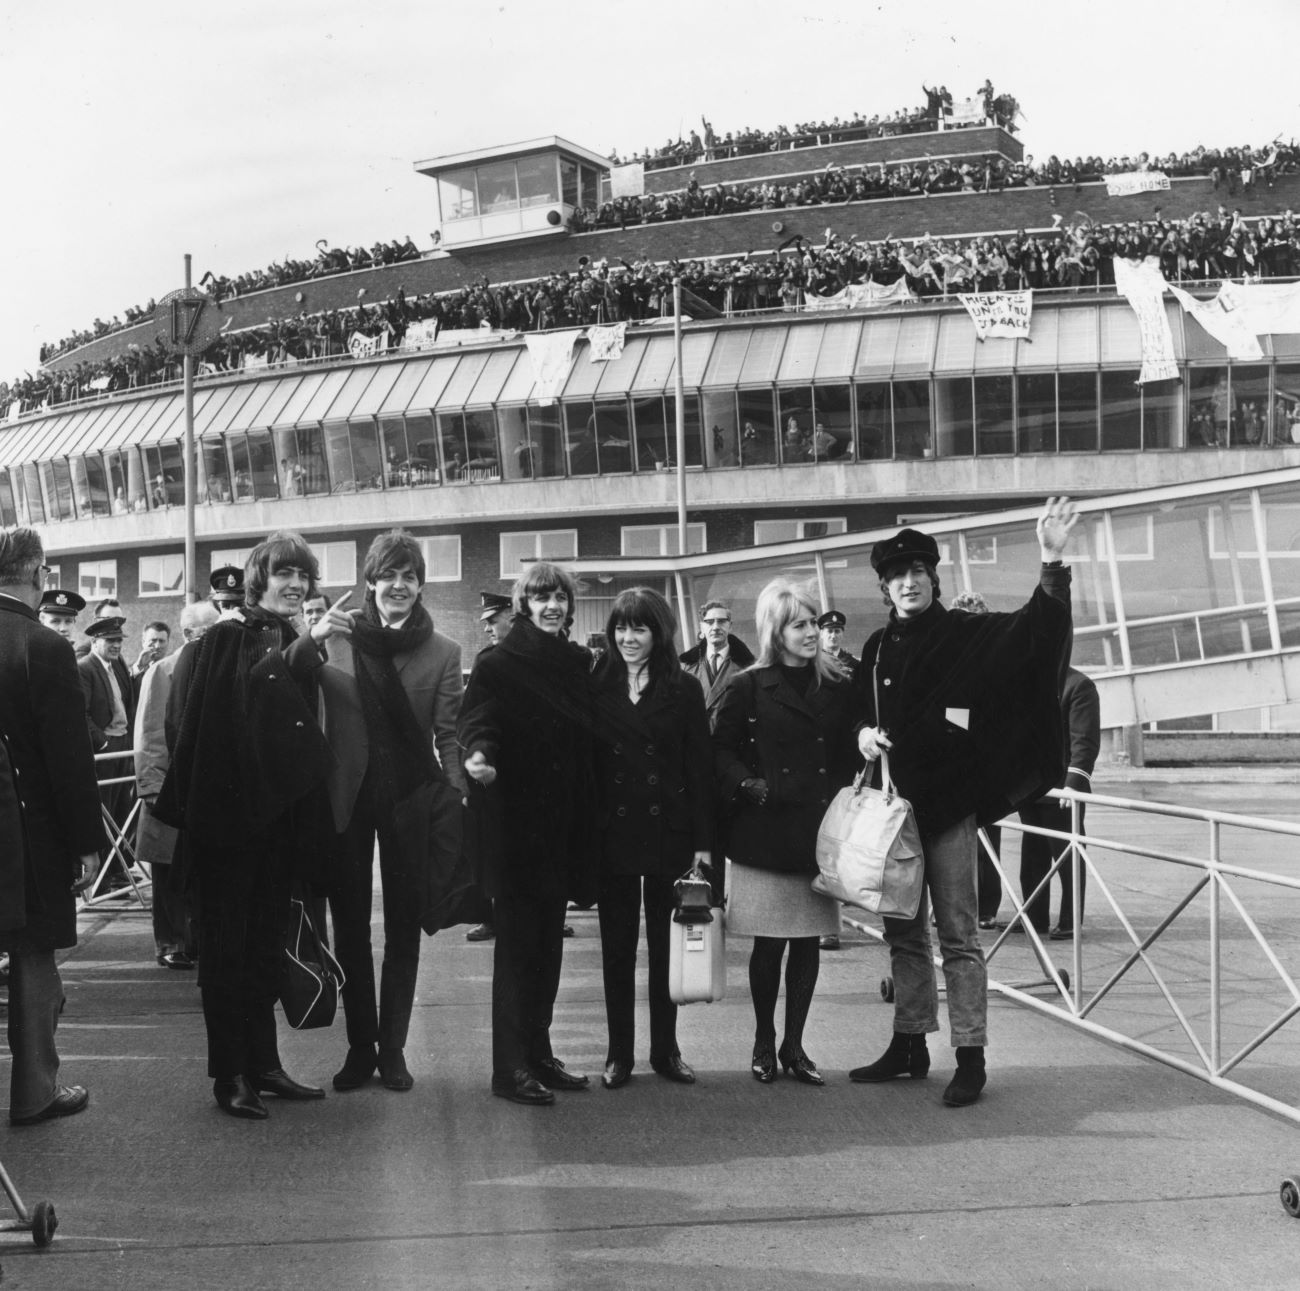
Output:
top-left (673, 277), bottom-right (686, 555)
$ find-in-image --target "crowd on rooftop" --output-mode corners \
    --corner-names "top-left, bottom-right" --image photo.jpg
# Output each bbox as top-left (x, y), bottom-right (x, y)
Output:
top-left (616, 81), bottom-right (1020, 171)
top-left (5, 199), bottom-right (1299, 420)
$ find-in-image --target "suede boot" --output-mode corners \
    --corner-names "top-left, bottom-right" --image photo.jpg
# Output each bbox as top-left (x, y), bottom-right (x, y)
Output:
top-left (942, 1045), bottom-right (987, 1107)
top-left (849, 1031), bottom-right (930, 1082)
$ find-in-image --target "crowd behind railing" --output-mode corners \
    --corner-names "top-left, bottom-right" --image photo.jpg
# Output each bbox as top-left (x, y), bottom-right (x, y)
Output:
top-left (5, 203), bottom-right (1300, 421)
top-left (617, 81), bottom-right (1020, 171)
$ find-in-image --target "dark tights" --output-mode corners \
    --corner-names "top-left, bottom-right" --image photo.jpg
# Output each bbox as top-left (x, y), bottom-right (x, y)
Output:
top-left (748, 935), bottom-right (820, 1054)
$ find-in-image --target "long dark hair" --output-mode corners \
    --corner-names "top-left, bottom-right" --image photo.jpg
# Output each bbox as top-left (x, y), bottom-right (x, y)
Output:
top-left (594, 587), bottom-right (681, 693)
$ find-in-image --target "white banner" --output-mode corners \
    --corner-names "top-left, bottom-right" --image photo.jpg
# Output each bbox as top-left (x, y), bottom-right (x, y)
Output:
top-left (947, 98), bottom-right (986, 126)
top-left (1168, 284), bottom-right (1264, 361)
top-left (587, 322), bottom-right (627, 361)
top-left (524, 330), bottom-right (582, 405)
top-left (610, 163), bottom-right (645, 199)
top-left (1113, 257), bottom-right (1179, 383)
top-left (1217, 280), bottom-right (1300, 336)
top-left (803, 278), bottom-right (916, 312)
top-left (349, 331), bottom-right (388, 360)
top-left (959, 291), bottom-right (1033, 340)
top-left (1105, 170), bottom-right (1171, 198)
top-left (400, 319), bottom-right (440, 351)
top-left (242, 352), bottom-right (270, 370)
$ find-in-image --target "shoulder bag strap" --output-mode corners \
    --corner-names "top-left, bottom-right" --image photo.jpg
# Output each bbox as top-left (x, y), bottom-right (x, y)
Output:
top-left (871, 636), bottom-right (896, 799)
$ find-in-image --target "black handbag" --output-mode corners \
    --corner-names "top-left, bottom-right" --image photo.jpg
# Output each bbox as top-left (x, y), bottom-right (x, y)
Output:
top-left (280, 896), bottom-right (345, 1030)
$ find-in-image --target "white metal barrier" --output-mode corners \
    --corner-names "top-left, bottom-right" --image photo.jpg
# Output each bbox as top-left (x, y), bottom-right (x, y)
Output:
top-left (83, 749), bottom-right (150, 911)
top-left (847, 788), bottom-right (1300, 1126)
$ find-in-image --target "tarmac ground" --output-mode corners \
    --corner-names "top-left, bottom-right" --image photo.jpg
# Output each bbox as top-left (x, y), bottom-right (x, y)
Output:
top-left (2, 776), bottom-right (1300, 1290)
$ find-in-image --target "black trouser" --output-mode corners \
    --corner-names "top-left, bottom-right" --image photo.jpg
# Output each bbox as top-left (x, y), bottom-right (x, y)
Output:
top-left (597, 873), bottom-right (677, 1068)
top-left (491, 878), bottom-right (568, 1078)
top-left (1018, 799), bottom-right (1087, 933)
top-left (151, 856), bottom-right (196, 957)
top-left (329, 775), bottom-right (423, 1054)
top-left (195, 835), bottom-right (291, 1080)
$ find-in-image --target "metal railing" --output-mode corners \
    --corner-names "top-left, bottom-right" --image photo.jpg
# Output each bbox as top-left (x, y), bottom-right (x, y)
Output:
top-left (847, 788), bottom-right (1300, 1124)
top-left (83, 749), bottom-right (149, 911)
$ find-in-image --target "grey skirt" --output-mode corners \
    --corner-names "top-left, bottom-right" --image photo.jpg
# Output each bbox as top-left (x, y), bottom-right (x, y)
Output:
top-left (725, 861), bottom-right (840, 938)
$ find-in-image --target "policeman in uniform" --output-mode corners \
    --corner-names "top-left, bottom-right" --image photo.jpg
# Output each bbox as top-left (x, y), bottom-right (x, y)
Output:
top-left (37, 588), bottom-right (86, 640)
top-left (818, 609), bottom-right (859, 669)
top-left (209, 565), bottom-right (246, 618)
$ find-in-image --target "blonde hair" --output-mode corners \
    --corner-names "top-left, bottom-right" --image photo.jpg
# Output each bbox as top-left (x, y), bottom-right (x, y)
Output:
top-left (749, 578), bottom-right (845, 685)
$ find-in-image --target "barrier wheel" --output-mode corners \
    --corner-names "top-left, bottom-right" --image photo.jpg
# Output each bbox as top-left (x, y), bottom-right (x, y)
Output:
top-left (1059, 969), bottom-right (1070, 991)
top-left (1281, 1176), bottom-right (1300, 1218)
top-left (31, 1200), bottom-right (57, 1248)
top-left (880, 977), bottom-right (895, 1003)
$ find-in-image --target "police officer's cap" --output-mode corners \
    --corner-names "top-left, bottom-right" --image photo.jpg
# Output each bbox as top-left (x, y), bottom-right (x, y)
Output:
top-left (817, 609), bottom-right (847, 630)
top-left (85, 616), bottom-right (126, 640)
top-left (479, 591), bottom-right (512, 622)
top-left (209, 565), bottom-right (245, 599)
top-left (870, 528), bottom-right (940, 574)
top-left (38, 588), bottom-right (86, 617)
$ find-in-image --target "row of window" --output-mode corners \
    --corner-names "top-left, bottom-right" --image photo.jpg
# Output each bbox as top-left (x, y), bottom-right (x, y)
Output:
top-left (10, 362), bottom-right (1300, 528)
top-left (63, 522), bottom-right (846, 602)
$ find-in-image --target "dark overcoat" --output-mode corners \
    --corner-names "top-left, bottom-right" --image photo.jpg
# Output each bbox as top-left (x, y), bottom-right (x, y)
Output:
top-left (596, 670), bottom-right (713, 878)
top-left (0, 598), bottom-right (105, 951)
top-left (78, 651), bottom-right (138, 750)
top-left (457, 618), bottom-right (599, 905)
top-left (679, 634), bottom-right (756, 729)
top-left (713, 665), bottom-right (861, 875)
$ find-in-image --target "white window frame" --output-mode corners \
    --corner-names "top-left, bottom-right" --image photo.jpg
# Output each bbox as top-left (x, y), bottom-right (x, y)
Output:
top-left (416, 535), bottom-right (462, 583)
top-left (753, 517), bottom-right (848, 545)
top-left (78, 559), bottom-right (117, 601)
top-left (43, 563), bottom-right (61, 591)
top-left (1209, 503), bottom-right (1300, 560)
top-left (315, 541), bottom-right (357, 587)
top-left (1094, 515), bottom-right (1155, 562)
top-left (499, 529), bottom-right (579, 580)
top-left (211, 548), bottom-right (254, 573)
top-left (139, 552), bottom-right (186, 597)
top-left (620, 523), bottom-right (707, 557)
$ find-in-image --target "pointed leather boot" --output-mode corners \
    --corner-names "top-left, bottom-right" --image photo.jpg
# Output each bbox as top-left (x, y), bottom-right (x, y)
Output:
top-left (942, 1046), bottom-right (987, 1107)
top-left (850, 1031), bottom-right (930, 1082)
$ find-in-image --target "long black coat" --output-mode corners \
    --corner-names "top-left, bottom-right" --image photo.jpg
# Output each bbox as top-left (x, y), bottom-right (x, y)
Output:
top-left (458, 618), bottom-right (599, 905)
top-left (596, 670), bottom-right (713, 878)
top-left (0, 598), bottom-right (104, 952)
top-left (713, 665), bottom-right (861, 875)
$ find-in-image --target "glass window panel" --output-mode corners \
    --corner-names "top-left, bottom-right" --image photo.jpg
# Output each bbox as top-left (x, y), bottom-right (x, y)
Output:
top-left (777, 387), bottom-right (814, 464)
top-left (814, 321), bottom-right (863, 382)
top-left (934, 377), bottom-right (973, 457)
top-left (855, 383), bottom-right (892, 460)
top-left (682, 394), bottom-right (704, 468)
top-left (378, 415), bottom-right (410, 486)
top-left (464, 410), bottom-right (500, 480)
top-left (678, 332), bottom-right (716, 388)
top-left (438, 168), bottom-right (478, 220)
top-left (349, 418), bottom-right (383, 491)
top-left (417, 535), bottom-right (462, 582)
top-left (11, 466), bottom-right (33, 525)
top-left (892, 315), bottom-right (939, 373)
top-left (34, 463), bottom-right (54, 522)
top-left (1181, 302), bottom-right (1230, 360)
top-left (522, 405), bottom-right (564, 475)
top-left (477, 159), bottom-right (519, 212)
top-left (78, 559), bottom-right (117, 600)
top-left (629, 334), bottom-right (676, 394)
top-left (497, 406), bottom-right (533, 482)
top-left (893, 380), bottom-right (932, 458)
top-left (402, 413), bottom-right (441, 485)
top-left (0, 471), bottom-right (15, 527)
top-left (1017, 373), bottom-right (1056, 454)
top-left (596, 400), bottom-right (631, 474)
top-left (855, 316), bottom-right (898, 378)
top-left (517, 155), bottom-right (557, 207)
top-left (1058, 371), bottom-right (1098, 451)
top-left (320, 366), bottom-right (379, 423)
top-left (437, 413), bottom-right (468, 482)
top-left (1260, 483), bottom-right (1300, 603)
top-left (228, 434), bottom-right (254, 501)
top-left (775, 323), bottom-right (825, 383)
top-left (737, 329), bottom-right (786, 385)
top-left (79, 455), bottom-right (112, 517)
top-left (560, 158), bottom-right (578, 207)
top-left (268, 374), bottom-right (324, 428)
top-left (200, 438), bottom-right (232, 503)
top-left (1057, 306), bottom-right (1100, 366)
top-left (350, 363), bottom-right (404, 418)
top-left (298, 370), bottom-right (351, 424)
top-left (972, 333), bottom-right (1018, 372)
top-left (104, 446), bottom-right (148, 512)
top-left (1276, 364), bottom-right (1300, 444)
top-left (247, 377), bottom-right (302, 430)
top-left (315, 541), bottom-right (357, 587)
top-left (467, 349), bottom-right (520, 407)
top-left (247, 429), bottom-right (280, 500)
top-left (974, 374), bottom-right (1015, 455)
top-left (191, 386), bottom-right (237, 437)
top-left (145, 443), bottom-right (185, 507)
top-left (405, 355), bottom-right (459, 414)
top-left (1143, 378), bottom-right (1183, 449)
top-left (224, 380), bottom-right (276, 434)
top-left (702, 328), bottom-right (753, 386)
top-left (324, 421), bottom-right (355, 492)
top-left (632, 396), bottom-right (671, 471)
top-left (560, 341), bottom-right (602, 400)
top-left (702, 392), bottom-right (740, 468)
top-left (1229, 365), bottom-right (1271, 447)
top-left (135, 393), bottom-right (185, 447)
top-left (1099, 302), bottom-right (1144, 365)
top-left (811, 385), bottom-right (853, 460)
top-left (435, 353), bottom-right (489, 410)
top-left (139, 553), bottom-right (185, 596)
top-left (1100, 369), bottom-right (1142, 451)
top-left (1188, 367), bottom-right (1230, 448)
top-left (497, 351), bottom-right (538, 404)
top-left (594, 334), bottom-right (649, 396)
top-left (565, 402), bottom-right (599, 476)
top-left (934, 313), bottom-right (976, 374)
top-left (113, 398), bottom-right (161, 446)
top-left (205, 384), bottom-right (256, 439)
top-left (737, 390), bottom-right (777, 465)
top-left (40, 461), bottom-right (69, 521)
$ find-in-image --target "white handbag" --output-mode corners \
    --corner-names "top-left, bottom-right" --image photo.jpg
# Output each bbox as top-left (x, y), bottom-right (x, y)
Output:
top-left (668, 869), bottom-right (726, 1005)
top-left (813, 753), bottom-right (925, 919)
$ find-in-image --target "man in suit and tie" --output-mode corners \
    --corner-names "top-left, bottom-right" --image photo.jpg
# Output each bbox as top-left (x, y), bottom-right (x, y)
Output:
top-left (78, 616), bottom-right (138, 875)
top-left (0, 527), bottom-right (104, 1124)
top-left (678, 600), bottom-right (755, 730)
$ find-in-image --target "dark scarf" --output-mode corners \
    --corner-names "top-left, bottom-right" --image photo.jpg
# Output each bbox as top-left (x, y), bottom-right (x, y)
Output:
top-left (351, 596), bottom-right (437, 809)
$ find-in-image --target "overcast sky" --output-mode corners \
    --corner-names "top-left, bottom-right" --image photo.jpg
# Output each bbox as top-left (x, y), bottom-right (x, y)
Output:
top-left (2, 0), bottom-right (1296, 380)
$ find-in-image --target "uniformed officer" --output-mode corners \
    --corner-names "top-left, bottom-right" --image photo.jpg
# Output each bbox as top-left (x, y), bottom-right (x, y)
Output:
top-left (37, 588), bottom-right (86, 640)
top-left (818, 609), bottom-right (859, 669)
top-left (209, 565), bottom-right (246, 617)
top-left (479, 590), bottom-right (512, 648)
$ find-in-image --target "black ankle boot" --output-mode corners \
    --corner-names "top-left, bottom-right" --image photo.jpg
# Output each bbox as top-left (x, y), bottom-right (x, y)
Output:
top-left (942, 1045), bottom-right (987, 1107)
top-left (850, 1031), bottom-right (929, 1082)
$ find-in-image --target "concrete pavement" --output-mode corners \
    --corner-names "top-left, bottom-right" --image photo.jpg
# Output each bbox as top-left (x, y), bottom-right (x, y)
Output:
top-left (2, 777), bottom-right (1300, 1289)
